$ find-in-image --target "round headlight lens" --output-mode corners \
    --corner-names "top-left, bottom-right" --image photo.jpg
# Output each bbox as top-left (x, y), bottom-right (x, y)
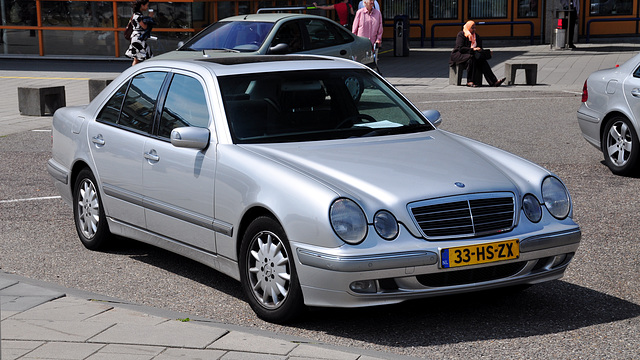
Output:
top-left (542, 177), bottom-right (571, 219)
top-left (330, 198), bottom-right (367, 244)
top-left (374, 210), bottom-right (399, 240)
top-left (522, 194), bottom-right (542, 223)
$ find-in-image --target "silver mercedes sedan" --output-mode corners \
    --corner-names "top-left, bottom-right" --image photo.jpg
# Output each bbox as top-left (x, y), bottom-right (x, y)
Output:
top-left (578, 52), bottom-right (640, 176)
top-left (48, 55), bottom-right (581, 323)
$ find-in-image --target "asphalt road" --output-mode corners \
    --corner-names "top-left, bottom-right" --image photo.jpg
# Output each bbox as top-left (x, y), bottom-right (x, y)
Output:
top-left (1, 89), bottom-right (639, 359)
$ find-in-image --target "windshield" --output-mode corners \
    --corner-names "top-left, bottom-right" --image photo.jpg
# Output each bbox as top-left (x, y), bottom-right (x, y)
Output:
top-left (180, 21), bottom-right (274, 52)
top-left (218, 69), bottom-right (434, 143)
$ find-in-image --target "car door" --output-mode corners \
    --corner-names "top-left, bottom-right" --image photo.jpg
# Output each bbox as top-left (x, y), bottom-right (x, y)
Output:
top-left (142, 71), bottom-right (218, 253)
top-left (299, 18), bottom-right (354, 60)
top-left (88, 71), bottom-right (168, 228)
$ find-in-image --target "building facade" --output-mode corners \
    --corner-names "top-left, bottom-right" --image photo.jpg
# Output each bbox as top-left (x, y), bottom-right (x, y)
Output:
top-left (0, 0), bottom-right (637, 58)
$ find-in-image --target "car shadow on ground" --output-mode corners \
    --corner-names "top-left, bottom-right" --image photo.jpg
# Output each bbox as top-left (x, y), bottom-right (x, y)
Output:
top-left (294, 280), bottom-right (640, 347)
top-left (113, 237), bottom-right (639, 348)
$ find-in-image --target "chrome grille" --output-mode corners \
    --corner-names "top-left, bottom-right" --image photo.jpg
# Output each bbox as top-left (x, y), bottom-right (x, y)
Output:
top-left (409, 193), bottom-right (515, 239)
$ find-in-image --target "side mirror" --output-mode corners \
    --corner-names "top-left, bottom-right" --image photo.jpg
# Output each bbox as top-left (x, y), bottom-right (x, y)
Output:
top-left (268, 43), bottom-right (290, 54)
top-left (177, 41), bottom-right (184, 50)
top-left (422, 109), bottom-right (442, 128)
top-left (170, 127), bottom-right (210, 150)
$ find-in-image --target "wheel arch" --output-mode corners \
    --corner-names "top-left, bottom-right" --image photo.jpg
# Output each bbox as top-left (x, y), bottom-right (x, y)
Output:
top-left (235, 206), bottom-right (280, 259)
top-left (70, 160), bottom-right (92, 191)
top-left (600, 111), bottom-right (633, 151)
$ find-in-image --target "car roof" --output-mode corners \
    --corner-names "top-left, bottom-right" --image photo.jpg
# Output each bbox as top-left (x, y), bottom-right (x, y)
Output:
top-left (218, 13), bottom-right (329, 23)
top-left (139, 55), bottom-right (365, 77)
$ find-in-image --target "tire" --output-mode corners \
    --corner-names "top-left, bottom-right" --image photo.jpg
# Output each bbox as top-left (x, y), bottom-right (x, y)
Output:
top-left (602, 116), bottom-right (640, 176)
top-left (239, 216), bottom-right (305, 323)
top-left (73, 168), bottom-right (111, 250)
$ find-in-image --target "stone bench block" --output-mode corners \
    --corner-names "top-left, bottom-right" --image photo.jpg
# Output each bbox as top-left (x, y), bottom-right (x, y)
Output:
top-left (505, 63), bottom-right (538, 85)
top-left (88, 78), bottom-right (114, 101)
top-left (18, 86), bottom-right (66, 116)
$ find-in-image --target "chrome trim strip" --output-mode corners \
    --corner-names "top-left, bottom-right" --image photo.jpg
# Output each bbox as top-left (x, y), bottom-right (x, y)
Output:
top-left (520, 228), bottom-right (581, 252)
top-left (102, 184), bottom-right (233, 237)
top-left (297, 249), bottom-right (438, 272)
top-left (103, 183), bottom-right (144, 207)
top-left (46, 159), bottom-right (68, 185)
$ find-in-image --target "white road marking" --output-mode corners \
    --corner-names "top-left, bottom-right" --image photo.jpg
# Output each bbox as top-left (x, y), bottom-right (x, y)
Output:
top-left (419, 96), bottom-right (575, 104)
top-left (0, 196), bottom-right (62, 204)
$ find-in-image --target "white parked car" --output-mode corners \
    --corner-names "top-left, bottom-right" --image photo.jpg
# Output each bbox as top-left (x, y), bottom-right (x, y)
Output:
top-left (154, 13), bottom-right (377, 70)
top-left (48, 55), bottom-right (581, 323)
top-left (578, 52), bottom-right (640, 175)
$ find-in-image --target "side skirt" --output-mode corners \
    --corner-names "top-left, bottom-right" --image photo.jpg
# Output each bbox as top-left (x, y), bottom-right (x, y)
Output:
top-left (106, 217), bottom-right (241, 282)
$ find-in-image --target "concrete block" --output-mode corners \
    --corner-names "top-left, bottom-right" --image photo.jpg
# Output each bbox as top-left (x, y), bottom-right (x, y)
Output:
top-left (505, 63), bottom-right (538, 85)
top-left (18, 86), bottom-right (66, 116)
top-left (449, 63), bottom-right (466, 86)
top-left (89, 78), bottom-right (114, 101)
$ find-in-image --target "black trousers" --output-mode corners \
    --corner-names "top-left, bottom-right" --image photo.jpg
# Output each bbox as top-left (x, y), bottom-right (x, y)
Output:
top-left (567, 8), bottom-right (577, 46)
top-left (467, 57), bottom-right (498, 86)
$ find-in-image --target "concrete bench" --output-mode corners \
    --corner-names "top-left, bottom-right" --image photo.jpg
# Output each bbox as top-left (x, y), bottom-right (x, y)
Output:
top-left (449, 62), bottom-right (482, 86)
top-left (449, 63), bottom-right (467, 86)
top-left (18, 86), bottom-right (66, 116)
top-left (505, 63), bottom-right (538, 85)
top-left (89, 78), bottom-right (114, 101)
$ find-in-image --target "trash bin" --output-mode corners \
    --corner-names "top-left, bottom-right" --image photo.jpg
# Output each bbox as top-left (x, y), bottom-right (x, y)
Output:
top-left (553, 28), bottom-right (566, 50)
top-left (393, 15), bottom-right (410, 57)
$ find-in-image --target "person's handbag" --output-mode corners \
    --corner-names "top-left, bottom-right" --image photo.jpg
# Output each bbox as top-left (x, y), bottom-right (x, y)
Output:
top-left (124, 18), bottom-right (133, 41)
top-left (474, 49), bottom-right (492, 60)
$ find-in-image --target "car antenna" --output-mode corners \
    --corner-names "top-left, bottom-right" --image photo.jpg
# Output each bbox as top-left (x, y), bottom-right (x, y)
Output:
top-left (202, 49), bottom-right (209, 58)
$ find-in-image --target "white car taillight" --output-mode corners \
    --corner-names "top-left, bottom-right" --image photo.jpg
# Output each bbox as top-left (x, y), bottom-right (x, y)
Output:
top-left (582, 79), bottom-right (588, 102)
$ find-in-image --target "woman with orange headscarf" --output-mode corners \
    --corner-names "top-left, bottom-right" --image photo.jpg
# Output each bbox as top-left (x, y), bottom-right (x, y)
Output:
top-left (449, 21), bottom-right (505, 87)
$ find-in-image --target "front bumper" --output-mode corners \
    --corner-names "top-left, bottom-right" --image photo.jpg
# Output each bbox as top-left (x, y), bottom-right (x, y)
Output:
top-left (293, 228), bottom-right (581, 308)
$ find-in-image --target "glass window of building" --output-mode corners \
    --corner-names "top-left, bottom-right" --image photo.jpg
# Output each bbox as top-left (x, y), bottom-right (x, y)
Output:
top-left (518, 0), bottom-right (538, 17)
top-left (430, 0), bottom-right (458, 20)
top-left (381, 0), bottom-right (420, 20)
top-left (469, 0), bottom-right (507, 18)
top-left (589, 0), bottom-right (632, 15)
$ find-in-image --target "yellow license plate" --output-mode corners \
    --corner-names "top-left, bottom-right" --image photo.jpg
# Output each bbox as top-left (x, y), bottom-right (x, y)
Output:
top-left (440, 239), bottom-right (519, 268)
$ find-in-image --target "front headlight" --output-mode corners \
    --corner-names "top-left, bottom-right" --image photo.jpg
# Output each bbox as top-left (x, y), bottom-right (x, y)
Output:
top-left (522, 194), bottom-right (542, 223)
top-left (374, 210), bottom-right (398, 240)
top-left (330, 198), bottom-right (367, 244)
top-left (542, 177), bottom-right (571, 219)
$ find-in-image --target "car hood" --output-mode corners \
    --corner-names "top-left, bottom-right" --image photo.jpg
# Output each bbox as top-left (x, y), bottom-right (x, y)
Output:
top-left (241, 130), bottom-right (548, 211)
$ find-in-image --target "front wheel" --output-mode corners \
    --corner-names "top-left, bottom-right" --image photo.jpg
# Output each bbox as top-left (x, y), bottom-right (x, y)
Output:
top-left (602, 116), bottom-right (640, 176)
top-left (239, 216), bottom-right (305, 323)
top-left (73, 168), bottom-right (111, 250)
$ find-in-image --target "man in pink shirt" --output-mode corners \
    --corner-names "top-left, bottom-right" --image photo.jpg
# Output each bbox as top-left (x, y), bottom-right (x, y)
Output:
top-left (351, 0), bottom-right (382, 47)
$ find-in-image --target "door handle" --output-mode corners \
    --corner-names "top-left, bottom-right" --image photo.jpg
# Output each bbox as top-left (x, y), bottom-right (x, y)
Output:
top-left (144, 150), bottom-right (159, 162)
top-left (340, 49), bottom-right (347, 55)
top-left (91, 135), bottom-right (105, 146)
top-left (631, 88), bottom-right (640, 98)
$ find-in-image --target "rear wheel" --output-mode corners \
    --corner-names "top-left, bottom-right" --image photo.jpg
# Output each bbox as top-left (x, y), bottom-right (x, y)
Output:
top-left (239, 216), bottom-right (305, 323)
top-left (602, 116), bottom-right (640, 176)
top-left (73, 168), bottom-right (111, 250)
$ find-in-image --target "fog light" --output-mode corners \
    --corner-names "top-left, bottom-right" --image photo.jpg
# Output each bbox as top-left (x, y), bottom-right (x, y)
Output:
top-left (349, 280), bottom-right (378, 294)
top-left (551, 254), bottom-right (567, 268)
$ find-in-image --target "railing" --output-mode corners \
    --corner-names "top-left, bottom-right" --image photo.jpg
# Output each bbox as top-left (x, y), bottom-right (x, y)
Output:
top-left (585, 17), bottom-right (640, 42)
top-left (430, 21), bottom-right (534, 47)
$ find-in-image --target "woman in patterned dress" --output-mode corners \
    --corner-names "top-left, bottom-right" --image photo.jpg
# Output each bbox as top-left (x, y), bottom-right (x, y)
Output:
top-left (125, 0), bottom-right (153, 66)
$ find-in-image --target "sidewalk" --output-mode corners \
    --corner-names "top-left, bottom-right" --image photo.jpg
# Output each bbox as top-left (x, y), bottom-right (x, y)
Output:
top-left (1, 41), bottom-right (639, 359)
top-left (1, 272), bottom-right (401, 360)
